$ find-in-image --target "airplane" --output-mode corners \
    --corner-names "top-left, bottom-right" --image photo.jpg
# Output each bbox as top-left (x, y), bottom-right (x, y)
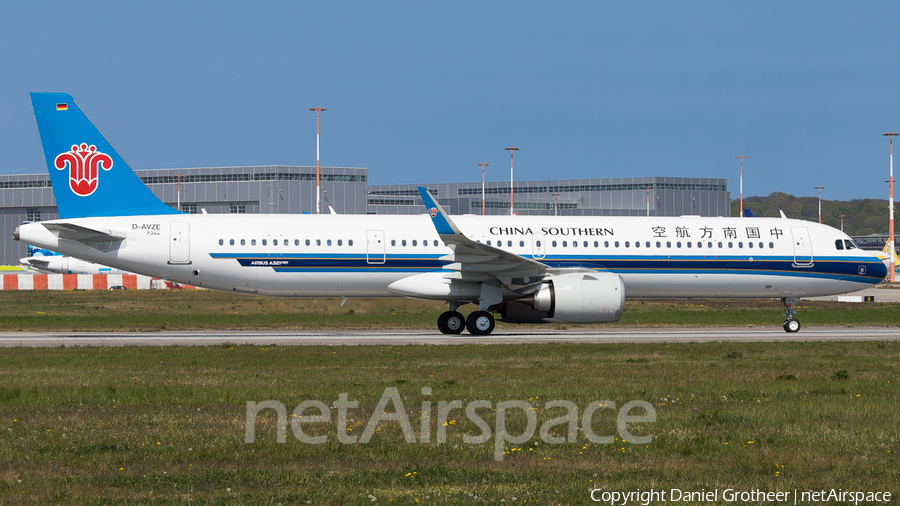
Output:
top-left (873, 242), bottom-right (900, 272)
top-left (19, 244), bottom-right (130, 275)
top-left (14, 93), bottom-right (888, 335)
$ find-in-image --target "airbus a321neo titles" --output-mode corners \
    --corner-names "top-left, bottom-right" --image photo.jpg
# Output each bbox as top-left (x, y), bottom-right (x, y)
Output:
top-left (15, 93), bottom-right (888, 335)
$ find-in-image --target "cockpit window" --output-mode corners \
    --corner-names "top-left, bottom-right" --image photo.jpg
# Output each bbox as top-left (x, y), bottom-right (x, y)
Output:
top-left (835, 239), bottom-right (844, 250)
top-left (844, 239), bottom-right (857, 250)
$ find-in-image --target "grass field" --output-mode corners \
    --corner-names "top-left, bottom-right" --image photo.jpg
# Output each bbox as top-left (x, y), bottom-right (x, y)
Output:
top-left (0, 341), bottom-right (898, 504)
top-left (1, 290), bottom-right (900, 331)
top-left (0, 292), bottom-right (898, 504)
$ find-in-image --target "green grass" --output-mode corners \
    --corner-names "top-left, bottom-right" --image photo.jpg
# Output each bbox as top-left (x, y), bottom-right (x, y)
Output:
top-left (0, 341), bottom-right (898, 503)
top-left (1, 291), bottom-right (899, 331)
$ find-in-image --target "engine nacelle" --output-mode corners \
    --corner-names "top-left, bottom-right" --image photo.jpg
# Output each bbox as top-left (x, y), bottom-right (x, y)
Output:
top-left (521, 272), bottom-right (625, 323)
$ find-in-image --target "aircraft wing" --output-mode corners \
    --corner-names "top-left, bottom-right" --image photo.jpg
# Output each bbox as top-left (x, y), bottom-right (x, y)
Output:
top-left (417, 187), bottom-right (547, 289)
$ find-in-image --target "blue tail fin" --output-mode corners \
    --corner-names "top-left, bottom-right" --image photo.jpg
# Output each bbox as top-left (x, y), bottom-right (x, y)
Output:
top-left (30, 93), bottom-right (179, 218)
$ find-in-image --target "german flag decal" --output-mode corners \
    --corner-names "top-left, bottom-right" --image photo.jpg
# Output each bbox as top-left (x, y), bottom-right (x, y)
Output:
top-left (56, 103), bottom-right (67, 111)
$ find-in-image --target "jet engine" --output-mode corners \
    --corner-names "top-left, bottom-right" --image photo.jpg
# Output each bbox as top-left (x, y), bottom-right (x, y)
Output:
top-left (518, 272), bottom-right (625, 323)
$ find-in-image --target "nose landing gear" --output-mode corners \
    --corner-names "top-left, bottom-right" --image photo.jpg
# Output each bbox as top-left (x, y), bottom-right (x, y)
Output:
top-left (782, 297), bottom-right (801, 333)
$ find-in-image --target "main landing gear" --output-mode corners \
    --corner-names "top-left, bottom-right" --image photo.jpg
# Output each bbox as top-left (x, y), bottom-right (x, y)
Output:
top-left (781, 297), bottom-right (801, 333)
top-left (437, 305), bottom-right (496, 335)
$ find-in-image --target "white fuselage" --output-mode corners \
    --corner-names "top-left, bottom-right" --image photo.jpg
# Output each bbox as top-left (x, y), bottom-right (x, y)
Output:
top-left (17, 213), bottom-right (886, 299)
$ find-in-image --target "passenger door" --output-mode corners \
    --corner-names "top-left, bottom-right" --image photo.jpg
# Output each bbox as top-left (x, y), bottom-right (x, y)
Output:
top-left (790, 226), bottom-right (813, 267)
top-left (366, 230), bottom-right (386, 264)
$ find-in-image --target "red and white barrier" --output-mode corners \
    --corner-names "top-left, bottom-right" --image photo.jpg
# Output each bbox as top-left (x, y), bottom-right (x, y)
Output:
top-left (0, 274), bottom-right (196, 290)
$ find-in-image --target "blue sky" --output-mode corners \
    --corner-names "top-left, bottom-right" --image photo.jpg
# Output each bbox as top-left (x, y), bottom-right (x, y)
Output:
top-left (2, 1), bottom-right (899, 200)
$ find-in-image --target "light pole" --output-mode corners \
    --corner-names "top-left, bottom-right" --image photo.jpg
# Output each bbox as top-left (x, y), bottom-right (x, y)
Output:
top-left (478, 163), bottom-right (490, 215)
top-left (735, 155), bottom-right (747, 217)
top-left (551, 193), bottom-right (560, 216)
top-left (814, 186), bottom-right (824, 224)
top-left (505, 147), bottom-right (519, 216)
top-left (840, 214), bottom-right (845, 232)
top-left (885, 132), bottom-right (897, 283)
top-left (310, 107), bottom-right (327, 214)
top-left (645, 186), bottom-right (651, 217)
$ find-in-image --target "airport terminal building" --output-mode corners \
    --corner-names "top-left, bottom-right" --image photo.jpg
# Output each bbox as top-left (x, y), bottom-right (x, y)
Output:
top-left (0, 166), bottom-right (730, 265)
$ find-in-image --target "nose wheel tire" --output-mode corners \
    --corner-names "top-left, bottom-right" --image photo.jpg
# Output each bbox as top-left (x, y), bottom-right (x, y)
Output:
top-left (783, 319), bottom-right (801, 333)
top-left (466, 311), bottom-right (495, 335)
top-left (437, 311), bottom-right (465, 334)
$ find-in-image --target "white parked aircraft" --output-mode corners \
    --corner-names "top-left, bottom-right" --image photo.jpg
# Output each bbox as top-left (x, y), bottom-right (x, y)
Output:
top-left (20, 245), bottom-right (129, 275)
top-left (15, 93), bottom-right (887, 334)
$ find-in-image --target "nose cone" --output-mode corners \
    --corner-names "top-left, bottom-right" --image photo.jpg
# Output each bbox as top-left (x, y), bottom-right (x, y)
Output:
top-left (869, 255), bottom-right (889, 281)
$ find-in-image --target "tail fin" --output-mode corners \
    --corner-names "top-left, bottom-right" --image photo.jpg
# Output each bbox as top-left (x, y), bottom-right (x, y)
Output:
top-left (30, 93), bottom-right (179, 218)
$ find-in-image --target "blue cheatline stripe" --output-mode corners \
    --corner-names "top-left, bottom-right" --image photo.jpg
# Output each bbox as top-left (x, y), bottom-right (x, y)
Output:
top-left (209, 252), bottom-right (885, 282)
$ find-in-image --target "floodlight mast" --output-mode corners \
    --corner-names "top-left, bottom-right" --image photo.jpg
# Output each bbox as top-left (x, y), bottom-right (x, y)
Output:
top-left (505, 147), bottom-right (519, 216)
top-left (310, 108), bottom-right (327, 214)
top-left (885, 132), bottom-right (898, 283)
top-left (815, 186), bottom-right (824, 224)
top-left (478, 163), bottom-right (490, 215)
top-left (736, 155), bottom-right (747, 217)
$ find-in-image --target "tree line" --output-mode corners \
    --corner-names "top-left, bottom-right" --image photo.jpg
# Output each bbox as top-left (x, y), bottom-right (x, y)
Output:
top-left (731, 193), bottom-right (893, 237)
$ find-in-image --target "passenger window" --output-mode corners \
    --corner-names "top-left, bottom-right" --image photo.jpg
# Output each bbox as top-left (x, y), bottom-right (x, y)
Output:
top-left (563, 241), bottom-right (568, 247)
top-left (263, 239), bottom-right (268, 246)
top-left (552, 241), bottom-right (557, 247)
top-left (327, 239), bottom-right (332, 246)
top-left (316, 239), bottom-right (321, 246)
top-left (717, 242), bottom-right (722, 248)
top-left (507, 240), bottom-right (513, 247)
top-left (338, 239), bottom-right (343, 246)
top-left (759, 242), bottom-right (764, 249)
top-left (424, 239), bottom-right (429, 247)
top-left (251, 239), bottom-right (257, 246)
top-left (295, 239), bottom-right (300, 246)
top-left (305, 239), bottom-right (310, 246)
top-left (487, 240), bottom-right (492, 246)
top-left (391, 240), bottom-right (396, 246)
top-left (666, 241), bottom-right (671, 248)
top-left (615, 241), bottom-right (620, 248)
top-left (749, 242), bottom-right (754, 249)
top-left (625, 241), bottom-right (630, 248)
top-left (350, 240), bottom-right (354, 246)
top-left (677, 242), bottom-right (682, 248)
top-left (633, 241), bottom-right (638, 248)
top-left (241, 239), bottom-right (246, 246)
top-left (708, 242), bottom-right (712, 248)
top-left (402, 240), bottom-right (407, 246)
top-left (273, 239), bottom-right (278, 246)
top-left (769, 242), bottom-right (774, 248)
top-left (645, 241), bottom-right (650, 248)
top-left (219, 239), bottom-right (224, 246)
top-left (728, 242), bottom-right (733, 248)
top-left (433, 240), bottom-right (438, 246)
top-left (228, 239), bottom-right (233, 246)
top-left (605, 241), bottom-right (609, 247)
top-left (520, 240), bottom-right (525, 247)
top-left (584, 241), bottom-right (589, 248)
top-left (413, 240), bottom-right (418, 246)
top-left (573, 241), bottom-right (578, 248)
top-left (656, 241), bottom-right (661, 248)
top-left (594, 241), bottom-right (599, 247)
top-left (687, 242), bottom-right (692, 248)
top-left (738, 242), bottom-right (743, 248)
top-left (537, 240), bottom-right (542, 247)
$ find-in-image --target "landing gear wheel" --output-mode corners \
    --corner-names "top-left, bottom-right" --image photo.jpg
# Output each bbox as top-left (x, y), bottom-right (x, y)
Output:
top-left (783, 319), bottom-right (801, 333)
top-left (466, 311), bottom-right (495, 335)
top-left (437, 311), bottom-right (465, 334)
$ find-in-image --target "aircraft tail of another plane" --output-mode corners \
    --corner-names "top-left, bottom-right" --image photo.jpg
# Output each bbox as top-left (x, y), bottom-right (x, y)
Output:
top-left (30, 92), bottom-right (179, 219)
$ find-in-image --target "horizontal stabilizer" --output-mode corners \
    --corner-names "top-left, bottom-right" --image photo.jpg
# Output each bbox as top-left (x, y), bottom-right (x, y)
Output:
top-left (43, 222), bottom-right (126, 243)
